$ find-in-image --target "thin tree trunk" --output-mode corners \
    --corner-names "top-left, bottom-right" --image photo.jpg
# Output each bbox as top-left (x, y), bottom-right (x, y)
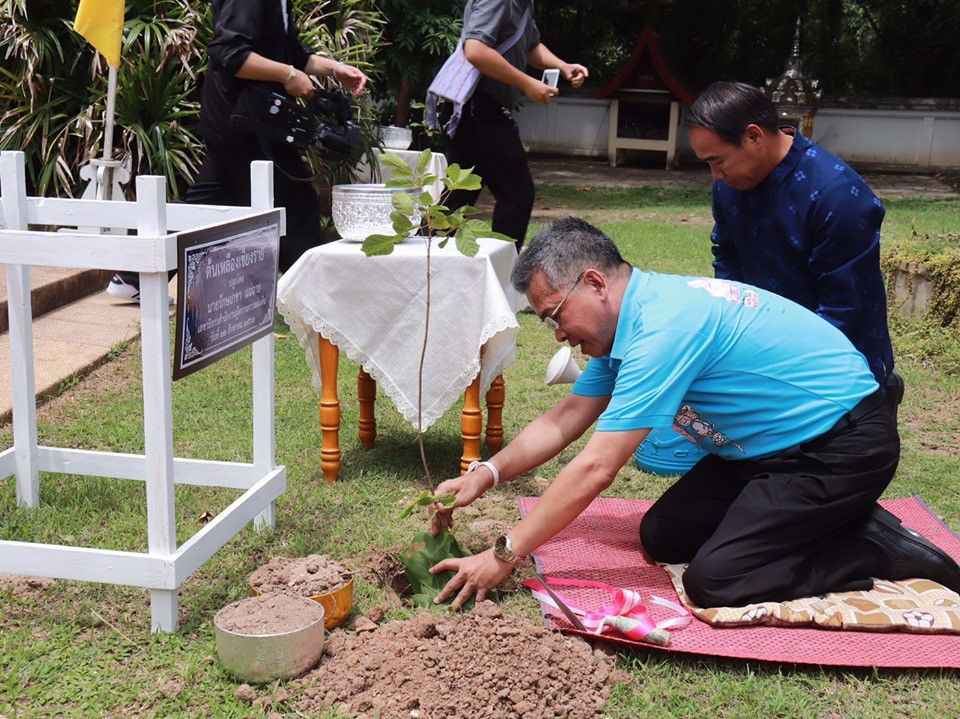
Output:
top-left (394, 78), bottom-right (412, 128)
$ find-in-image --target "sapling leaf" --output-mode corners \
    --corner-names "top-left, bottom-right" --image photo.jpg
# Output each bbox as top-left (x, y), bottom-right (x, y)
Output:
top-left (389, 210), bottom-right (415, 234)
top-left (392, 190), bottom-right (416, 215)
top-left (455, 226), bottom-right (481, 257)
top-left (461, 219), bottom-right (513, 244)
top-left (399, 529), bottom-right (498, 611)
top-left (450, 172), bottom-right (482, 193)
top-left (362, 234), bottom-right (399, 256)
top-left (398, 490), bottom-right (455, 519)
top-left (385, 176), bottom-right (418, 190)
top-left (442, 163), bottom-right (466, 186)
top-left (425, 207), bottom-right (451, 230)
top-left (417, 148), bottom-right (434, 174)
top-left (380, 152), bottom-right (413, 173)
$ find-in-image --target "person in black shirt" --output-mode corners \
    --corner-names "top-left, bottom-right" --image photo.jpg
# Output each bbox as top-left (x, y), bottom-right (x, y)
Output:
top-left (444, 0), bottom-right (587, 250)
top-left (106, 0), bottom-right (368, 302)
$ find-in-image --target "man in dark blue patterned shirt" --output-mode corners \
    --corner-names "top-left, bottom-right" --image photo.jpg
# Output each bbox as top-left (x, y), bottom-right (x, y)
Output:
top-left (685, 81), bottom-right (902, 418)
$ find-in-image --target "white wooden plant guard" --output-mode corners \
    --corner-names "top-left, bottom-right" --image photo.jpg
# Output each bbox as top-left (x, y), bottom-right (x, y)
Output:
top-left (0, 151), bottom-right (286, 632)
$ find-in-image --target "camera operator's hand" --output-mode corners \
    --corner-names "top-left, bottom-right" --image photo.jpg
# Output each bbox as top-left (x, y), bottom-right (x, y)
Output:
top-left (333, 63), bottom-right (368, 96)
top-left (284, 68), bottom-right (316, 100)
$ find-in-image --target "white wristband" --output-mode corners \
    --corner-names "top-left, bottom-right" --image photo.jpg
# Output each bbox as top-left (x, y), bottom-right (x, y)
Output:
top-left (468, 460), bottom-right (500, 488)
top-left (284, 64), bottom-right (296, 83)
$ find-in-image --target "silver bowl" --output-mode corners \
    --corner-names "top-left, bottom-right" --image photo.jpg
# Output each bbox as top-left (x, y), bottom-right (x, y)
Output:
top-left (214, 595), bottom-right (325, 684)
top-left (379, 124), bottom-right (413, 150)
top-left (331, 183), bottom-right (420, 241)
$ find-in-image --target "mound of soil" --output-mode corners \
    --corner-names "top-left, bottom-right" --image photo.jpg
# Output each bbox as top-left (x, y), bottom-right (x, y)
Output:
top-left (215, 594), bottom-right (326, 635)
top-left (288, 601), bottom-right (627, 719)
top-left (249, 554), bottom-right (352, 598)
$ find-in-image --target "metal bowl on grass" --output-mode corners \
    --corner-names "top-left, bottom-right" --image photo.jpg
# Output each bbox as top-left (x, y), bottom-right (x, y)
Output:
top-left (331, 183), bottom-right (420, 241)
top-left (214, 595), bottom-right (326, 684)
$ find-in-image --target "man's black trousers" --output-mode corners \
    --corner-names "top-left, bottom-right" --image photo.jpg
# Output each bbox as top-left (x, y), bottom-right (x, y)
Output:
top-left (445, 91), bottom-right (535, 249)
top-left (639, 392), bottom-right (900, 607)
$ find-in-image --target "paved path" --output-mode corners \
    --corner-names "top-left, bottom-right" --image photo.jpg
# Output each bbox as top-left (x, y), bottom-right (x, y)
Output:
top-left (1, 155), bottom-right (957, 423)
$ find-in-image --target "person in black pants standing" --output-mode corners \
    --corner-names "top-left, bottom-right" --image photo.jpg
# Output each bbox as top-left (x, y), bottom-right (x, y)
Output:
top-left (445, 0), bottom-right (587, 250)
top-left (105, 0), bottom-right (367, 303)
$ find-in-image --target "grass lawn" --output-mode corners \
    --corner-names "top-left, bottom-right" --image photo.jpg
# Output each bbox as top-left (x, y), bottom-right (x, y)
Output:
top-left (2, 185), bottom-right (959, 718)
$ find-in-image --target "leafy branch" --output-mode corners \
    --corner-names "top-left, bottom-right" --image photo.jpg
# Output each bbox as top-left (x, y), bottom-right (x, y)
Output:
top-left (361, 150), bottom-right (511, 488)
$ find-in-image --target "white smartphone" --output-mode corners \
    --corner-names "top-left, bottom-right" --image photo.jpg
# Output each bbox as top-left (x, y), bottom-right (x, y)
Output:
top-left (542, 68), bottom-right (560, 88)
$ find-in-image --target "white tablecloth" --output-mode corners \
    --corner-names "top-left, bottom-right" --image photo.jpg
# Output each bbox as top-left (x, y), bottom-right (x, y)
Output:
top-left (356, 149), bottom-right (448, 201)
top-left (277, 237), bottom-right (521, 431)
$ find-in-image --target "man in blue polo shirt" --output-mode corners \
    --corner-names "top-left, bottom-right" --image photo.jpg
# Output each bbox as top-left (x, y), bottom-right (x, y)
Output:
top-left (427, 217), bottom-right (960, 610)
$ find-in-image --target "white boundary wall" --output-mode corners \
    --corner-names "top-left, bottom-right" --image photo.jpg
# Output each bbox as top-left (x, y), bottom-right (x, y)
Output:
top-left (0, 151), bottom-right (287, 632)
top-left (515, 96), bottom-right (960, 170)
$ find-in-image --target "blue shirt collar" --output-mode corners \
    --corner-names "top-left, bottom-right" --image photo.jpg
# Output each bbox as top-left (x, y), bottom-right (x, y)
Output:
top-left (761, 126), bottom-right (811, 191)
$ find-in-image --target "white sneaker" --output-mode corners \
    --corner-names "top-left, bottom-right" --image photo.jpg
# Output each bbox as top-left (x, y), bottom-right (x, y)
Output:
top-left (105, 274), bottom-right (140, 302)
top-left (105, 274), bottom-right (174, 305)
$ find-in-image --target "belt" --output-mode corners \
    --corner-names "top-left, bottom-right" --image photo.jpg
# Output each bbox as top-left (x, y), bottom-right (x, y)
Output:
top-left (826, 389), bottom-right (885, 434)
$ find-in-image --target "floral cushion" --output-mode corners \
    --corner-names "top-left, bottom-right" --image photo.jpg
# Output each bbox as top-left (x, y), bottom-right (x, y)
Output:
top-left (661, 564), bottom-right (960, 634)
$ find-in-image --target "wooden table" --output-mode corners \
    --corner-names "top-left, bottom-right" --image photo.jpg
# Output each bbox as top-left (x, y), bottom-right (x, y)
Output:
top-left (277, 237), bottom-right (520, 482)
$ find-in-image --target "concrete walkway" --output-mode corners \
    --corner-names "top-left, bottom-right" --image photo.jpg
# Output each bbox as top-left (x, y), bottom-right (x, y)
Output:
top-left (0, 271), bottom-right (176, 424)
top-left (1, 155), bottom-right (957, 423)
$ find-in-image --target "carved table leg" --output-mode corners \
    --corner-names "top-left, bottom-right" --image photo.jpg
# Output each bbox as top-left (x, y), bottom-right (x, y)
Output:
top-left (318, 335), bottom-right (341, 483)
top-left (460, 373), bottom-right (483, 474)
top-left (485, 374), bottom-right (505, 455)
top-left (357, 369), bottom-right (377, 449)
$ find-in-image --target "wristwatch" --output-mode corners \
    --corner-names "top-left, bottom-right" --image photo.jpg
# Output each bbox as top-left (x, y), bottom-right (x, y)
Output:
top-left (493, 535), bottom-right (526, 567)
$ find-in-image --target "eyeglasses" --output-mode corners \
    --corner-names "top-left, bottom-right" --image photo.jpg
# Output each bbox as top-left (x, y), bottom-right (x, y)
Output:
top-left (542, 272), bottom-right (585, 331)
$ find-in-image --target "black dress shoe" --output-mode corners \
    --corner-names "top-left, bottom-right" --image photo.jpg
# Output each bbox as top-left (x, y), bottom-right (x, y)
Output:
top-left (884, 371), bottom-right (905, 422)
top-left (861, 505), bottom-right (960, 593)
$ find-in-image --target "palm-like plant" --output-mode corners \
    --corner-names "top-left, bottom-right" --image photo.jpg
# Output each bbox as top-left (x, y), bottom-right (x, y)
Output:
top-left (0, 0), bottom-right (384, 199)
top-left (295, 0), bottom-right (385, 187)
top-left (0, 0), bottom-right (206, 197)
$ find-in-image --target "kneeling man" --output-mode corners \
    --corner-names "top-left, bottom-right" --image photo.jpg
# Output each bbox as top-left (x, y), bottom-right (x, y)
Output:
top-left (429, 217), bottom-right (960, 609)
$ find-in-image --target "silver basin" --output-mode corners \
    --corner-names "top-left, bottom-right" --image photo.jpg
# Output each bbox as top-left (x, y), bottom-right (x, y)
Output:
top-left (331, 183), bottom-right (421, 241)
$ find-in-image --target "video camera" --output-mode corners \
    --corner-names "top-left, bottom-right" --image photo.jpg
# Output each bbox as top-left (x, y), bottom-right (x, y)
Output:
top-left (230, 84), bottom-right (361, 161)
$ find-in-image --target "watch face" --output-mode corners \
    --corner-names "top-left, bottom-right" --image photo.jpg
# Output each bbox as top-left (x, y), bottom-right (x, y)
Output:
top-left (494, 535), bottom-right (521, 565)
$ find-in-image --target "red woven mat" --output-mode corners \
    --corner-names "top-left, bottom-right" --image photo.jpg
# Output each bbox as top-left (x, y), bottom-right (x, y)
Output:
top-left (518, 495), bottom-right (960, 668)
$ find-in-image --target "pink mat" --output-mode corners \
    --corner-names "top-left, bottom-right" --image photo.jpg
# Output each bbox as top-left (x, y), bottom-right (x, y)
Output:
top-left (518, 495), bottom-right (960, 668)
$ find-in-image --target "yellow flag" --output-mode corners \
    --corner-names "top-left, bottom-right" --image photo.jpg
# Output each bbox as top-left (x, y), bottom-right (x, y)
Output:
top-left (74, 0), bottom-right (124, 67)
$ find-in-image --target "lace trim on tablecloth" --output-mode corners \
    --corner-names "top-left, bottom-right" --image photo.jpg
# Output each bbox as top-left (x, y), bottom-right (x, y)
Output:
top-left (278, 297), bottom-right (518, 431)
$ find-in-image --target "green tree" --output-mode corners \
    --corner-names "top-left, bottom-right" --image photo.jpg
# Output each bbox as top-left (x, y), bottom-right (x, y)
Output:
top-left (537, 0), bottom-right (960, 98)
top-left (373, 0), bottom-right (464, 127)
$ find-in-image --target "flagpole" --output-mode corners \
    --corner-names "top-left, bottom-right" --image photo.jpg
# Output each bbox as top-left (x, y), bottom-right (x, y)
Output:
top-left (104, 64), bottom-right (117, 162)
top-left (98, 63), bottom-right (119, 201)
